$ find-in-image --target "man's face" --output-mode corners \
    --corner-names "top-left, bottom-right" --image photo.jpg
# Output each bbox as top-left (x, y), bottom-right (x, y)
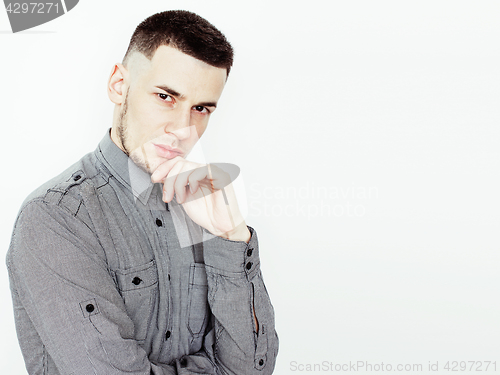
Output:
top-left (113, 45), bottom-right (227, 173)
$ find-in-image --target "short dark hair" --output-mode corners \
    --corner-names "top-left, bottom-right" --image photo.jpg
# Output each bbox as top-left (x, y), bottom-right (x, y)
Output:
top-left (123, 10), bottom-right (234, 75)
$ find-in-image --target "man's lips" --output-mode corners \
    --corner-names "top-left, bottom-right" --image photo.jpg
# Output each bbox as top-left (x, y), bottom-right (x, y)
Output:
top-left (153, 143), bottom-right (183, 159)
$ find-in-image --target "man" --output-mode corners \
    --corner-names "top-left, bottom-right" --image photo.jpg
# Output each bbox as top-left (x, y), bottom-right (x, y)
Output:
top-left (6, 10), bottom-right (278, 375)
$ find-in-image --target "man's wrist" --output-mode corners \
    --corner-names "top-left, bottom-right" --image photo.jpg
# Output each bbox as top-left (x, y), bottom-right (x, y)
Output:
top-left (221, 222), bottom-right (251, 243)
top-left (203, 225), bottom-right (259, 277)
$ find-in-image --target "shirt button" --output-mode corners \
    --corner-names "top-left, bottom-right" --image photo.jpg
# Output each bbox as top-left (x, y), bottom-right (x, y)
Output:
top-left (132, 277), bottom-right (142, 285)
top-left (246, 248), bottom-right (253, 257)
top-left (156, 219), bottom-right (163, 227)
top-left (259, 359), bottom-right (264, 366)
top-left (165, 330), bottom-right (171, 340)
top-left (86, 304), bottom-right (95, 313)
top-left (246, 262), bottom-right (253, 270)
top-left (180, 357), bottom-right (188, 367)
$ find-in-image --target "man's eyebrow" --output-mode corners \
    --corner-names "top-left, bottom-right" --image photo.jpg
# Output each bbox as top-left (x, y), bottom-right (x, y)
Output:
top-left (155, 85), bottom-right (184, 98)
top-left (155, 85), bottom-right (217, 107)
top-left (197, 101), bottom-right (217, 108)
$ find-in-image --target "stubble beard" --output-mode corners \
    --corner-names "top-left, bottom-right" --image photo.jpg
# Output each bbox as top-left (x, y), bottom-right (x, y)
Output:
top-left (117, 88), bottom-right (130, 156)
top-left (117, 89), bottom-right (152, 174)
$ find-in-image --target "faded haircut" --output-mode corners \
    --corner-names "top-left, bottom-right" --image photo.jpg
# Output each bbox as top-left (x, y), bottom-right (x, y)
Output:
top-left (122, 10), bottom-right (234, 75)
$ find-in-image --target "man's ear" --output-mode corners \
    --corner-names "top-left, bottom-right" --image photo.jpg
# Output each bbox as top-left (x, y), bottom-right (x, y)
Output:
top-left (107, 63), bottom-right (129, 104)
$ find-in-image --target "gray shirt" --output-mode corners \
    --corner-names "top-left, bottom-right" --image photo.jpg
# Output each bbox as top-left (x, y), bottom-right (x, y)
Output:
top-left (6, 131), bottom-right (278, 374)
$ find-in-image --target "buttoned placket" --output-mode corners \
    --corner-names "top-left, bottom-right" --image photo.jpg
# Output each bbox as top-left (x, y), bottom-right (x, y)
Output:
top-left (147, 191), bottom-right (175, 356)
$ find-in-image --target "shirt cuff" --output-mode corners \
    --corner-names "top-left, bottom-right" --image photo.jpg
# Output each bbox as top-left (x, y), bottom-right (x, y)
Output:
top-left (202, 226), bottom-right (260, 280)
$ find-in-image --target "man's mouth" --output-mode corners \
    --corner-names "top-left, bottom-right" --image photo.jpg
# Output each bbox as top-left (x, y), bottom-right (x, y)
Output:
top-left (152, 143), bottom-right (183, 159)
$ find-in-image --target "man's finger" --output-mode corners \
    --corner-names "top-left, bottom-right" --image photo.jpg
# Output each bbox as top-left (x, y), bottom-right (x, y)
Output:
top-left (187, 166), bottom-right (210, 196)
top-left (154, 162), bottom-right (240, 203)
top-left (162, 161), bottom-right (185, 203)
top-left (150, 156), bottom-right (183, 183)
top-left (174, 163), bottom-right (198, 203)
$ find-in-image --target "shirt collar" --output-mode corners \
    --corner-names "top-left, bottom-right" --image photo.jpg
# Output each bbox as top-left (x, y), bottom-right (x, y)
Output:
top-left (94, 129), bottom-right (157, 206)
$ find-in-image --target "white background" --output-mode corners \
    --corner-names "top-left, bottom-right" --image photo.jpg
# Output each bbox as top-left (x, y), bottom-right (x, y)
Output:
top-left (1, 1), bottom-right (499, 374)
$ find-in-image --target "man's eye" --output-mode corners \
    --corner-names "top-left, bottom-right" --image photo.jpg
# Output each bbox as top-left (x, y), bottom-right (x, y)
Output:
top-left (158, 93), bottom-right (173, 102)
top-left (193, 105), bottom-right (208, 113)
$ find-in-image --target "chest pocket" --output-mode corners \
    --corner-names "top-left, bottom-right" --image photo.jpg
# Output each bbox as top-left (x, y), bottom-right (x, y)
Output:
top-left (115, 260), bottom-right (158, 342)
top-left (187, 263), bottom-right (210, 342)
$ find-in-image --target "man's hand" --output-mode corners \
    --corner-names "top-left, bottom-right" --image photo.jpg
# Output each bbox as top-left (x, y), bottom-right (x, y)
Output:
top-left (151, 157), bottom-right (251, 243)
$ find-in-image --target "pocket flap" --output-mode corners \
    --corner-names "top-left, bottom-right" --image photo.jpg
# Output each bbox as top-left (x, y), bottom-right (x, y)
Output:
top-left (115, 260), bottom-right (158, 291)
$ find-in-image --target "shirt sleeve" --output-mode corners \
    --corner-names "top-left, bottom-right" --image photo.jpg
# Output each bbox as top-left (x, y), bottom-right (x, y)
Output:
top-left (6, 200), bottom-right (218, 375)
top-left (199, 227), bottom-right (279, 374)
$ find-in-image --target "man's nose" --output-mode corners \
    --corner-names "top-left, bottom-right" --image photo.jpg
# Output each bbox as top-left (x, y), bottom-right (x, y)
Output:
top-left (165, 108), bottom-right (192, 140)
